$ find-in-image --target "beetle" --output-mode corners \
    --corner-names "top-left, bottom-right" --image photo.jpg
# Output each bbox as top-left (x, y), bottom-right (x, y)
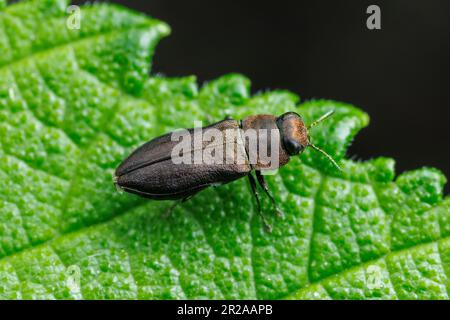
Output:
top-left (114, 110), bottom-right (340, 231)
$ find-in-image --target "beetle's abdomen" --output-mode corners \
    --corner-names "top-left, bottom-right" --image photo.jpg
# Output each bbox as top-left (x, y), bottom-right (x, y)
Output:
top-left (116, 161), bottom-right (249, 200)
top-left (115, 119), bottom-right (251, 200)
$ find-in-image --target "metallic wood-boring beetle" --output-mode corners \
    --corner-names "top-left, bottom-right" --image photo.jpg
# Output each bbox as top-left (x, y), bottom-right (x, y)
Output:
top-left (114, 111), bottom-right (339, 231)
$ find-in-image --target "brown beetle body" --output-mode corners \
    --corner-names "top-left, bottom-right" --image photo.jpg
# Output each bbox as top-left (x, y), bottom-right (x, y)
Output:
top-left (115, 111), bottom-right (337, 231)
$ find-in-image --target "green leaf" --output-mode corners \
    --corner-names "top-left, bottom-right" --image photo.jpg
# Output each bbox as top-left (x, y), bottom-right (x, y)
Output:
top-left (0, 0), bottom-right (448, 300)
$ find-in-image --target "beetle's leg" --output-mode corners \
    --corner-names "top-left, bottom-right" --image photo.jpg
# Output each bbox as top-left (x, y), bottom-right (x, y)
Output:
top-left (182, 195), bottom-right (193, 203)
top-left (162, 202), bottom-right (177, 219)
top-left (161, 196), bottom-right (193, 218)
top-left (162, 200), bottom-right (181, 218)
top-left (255, 170), bottom-right (284, 218)
top-left (248, 173), bottom-right (272, 232)
top-left (223, 114), bottom-right (233, 121)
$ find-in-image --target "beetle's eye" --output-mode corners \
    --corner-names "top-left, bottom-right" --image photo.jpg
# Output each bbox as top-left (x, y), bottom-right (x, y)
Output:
top-left (284, 138), bottom-right (304, 155)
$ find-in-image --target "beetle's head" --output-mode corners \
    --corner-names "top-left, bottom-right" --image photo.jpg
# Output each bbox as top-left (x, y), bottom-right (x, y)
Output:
top-left (276, 112), bottom-right (309, 156)
top-left (277, 110), bottom-right (342, 170)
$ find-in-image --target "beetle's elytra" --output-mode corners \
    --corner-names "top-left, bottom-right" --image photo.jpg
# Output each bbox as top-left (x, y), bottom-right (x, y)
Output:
top-left (115, 111), bottom-right (339, 231)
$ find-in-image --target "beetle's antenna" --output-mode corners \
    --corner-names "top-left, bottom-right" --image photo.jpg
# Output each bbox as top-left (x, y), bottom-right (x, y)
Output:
top-left (307, 110), bottom-right (335, 129)
top-left (308, 143), bottom-right (342, 171)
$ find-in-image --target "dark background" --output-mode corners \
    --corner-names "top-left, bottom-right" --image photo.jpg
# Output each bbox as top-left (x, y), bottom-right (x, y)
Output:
top-left (77, 0), bottom-right (450, 193)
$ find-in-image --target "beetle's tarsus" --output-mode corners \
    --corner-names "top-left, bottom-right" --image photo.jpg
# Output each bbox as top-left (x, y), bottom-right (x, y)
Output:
top-left (275, 208), bottom-right (285, 218)
top-left (255, 171), bottom-right (284, 219)
top-left (263, 221), bottom-right (273, 233)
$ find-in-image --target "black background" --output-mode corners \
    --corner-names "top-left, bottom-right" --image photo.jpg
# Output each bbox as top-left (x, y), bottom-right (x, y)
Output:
top-left (76, 0), bottom-right (450, 193)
